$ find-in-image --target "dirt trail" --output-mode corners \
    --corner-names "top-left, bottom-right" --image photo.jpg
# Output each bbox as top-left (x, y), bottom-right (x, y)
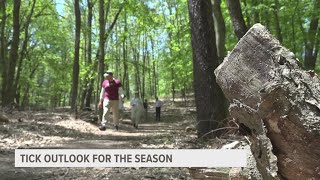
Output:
top-left (0, 101), bottom-right (240, 179)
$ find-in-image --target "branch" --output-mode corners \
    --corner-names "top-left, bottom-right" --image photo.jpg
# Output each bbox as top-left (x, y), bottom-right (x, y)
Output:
top-left (104, 3), bottom-right (125, 41)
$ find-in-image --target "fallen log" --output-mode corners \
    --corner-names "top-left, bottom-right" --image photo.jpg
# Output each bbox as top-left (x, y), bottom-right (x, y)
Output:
top-left (215, 23), bottom-right (320, 179)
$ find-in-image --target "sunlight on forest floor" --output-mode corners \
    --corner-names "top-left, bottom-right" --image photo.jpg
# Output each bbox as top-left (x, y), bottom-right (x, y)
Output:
top-left (0, 99), bottom-right (250, 179)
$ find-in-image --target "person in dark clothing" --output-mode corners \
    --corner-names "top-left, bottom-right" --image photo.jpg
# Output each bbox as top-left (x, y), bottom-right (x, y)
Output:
top-left (155, 97), bottom-right (162, 121)
top-left (143, 99), bottom-right (148, 120)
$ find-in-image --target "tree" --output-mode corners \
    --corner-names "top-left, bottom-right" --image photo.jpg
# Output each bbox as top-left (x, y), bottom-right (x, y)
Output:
top-left (3, 0), bottom-right (21, 106)
top-left (97, 0), bottom-right (106, 108)
top-left (226, 0), bottom-right (247, 40)
top-left (188, 0), bottom-right (227, 137)
top-left (84, 0), bottom-right (95, 109)
top-left (122, 8), bottom-right (130, 99)
top-left (14, 0), bottom-right (37, 105)
top-left (79, 0), bottom-right (95, 110)
top-left (71, 0), bottom-right (81, 113)
top-left (0, 0), bottom-right (7, 104)
top-left (212, 0), bottom-right (226, 63)
top-left (303, 0), bottom-right (320, 70)
top-left (4, 0), bottom-right (319, 112)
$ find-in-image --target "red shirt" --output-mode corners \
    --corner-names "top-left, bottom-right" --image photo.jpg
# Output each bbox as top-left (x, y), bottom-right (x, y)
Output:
top-left (102, 79), bottom-right (121, 100)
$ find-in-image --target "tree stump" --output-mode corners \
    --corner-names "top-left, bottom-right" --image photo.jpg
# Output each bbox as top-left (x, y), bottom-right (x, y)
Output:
top-left (215, 24), bottom-right (320, 179)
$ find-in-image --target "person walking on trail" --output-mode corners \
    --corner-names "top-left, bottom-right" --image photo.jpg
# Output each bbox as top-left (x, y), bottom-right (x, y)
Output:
top-left (98, 71), bottom-right (124, 131)
top-left (155, 97), bottom-right (162, 121)
top-left (143, 99), bottom-right (148, 121)
top-left (130, 92), bottom-right (144, 129)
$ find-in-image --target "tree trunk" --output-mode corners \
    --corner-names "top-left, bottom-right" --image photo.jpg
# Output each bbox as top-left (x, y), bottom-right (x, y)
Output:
top-left (315, 27), bottom-right (320, 63)
top-left (215, 24), bottom-right (320, 179)
top-left (122, 9), bottom-right (130, 99)
top-left (153, 60), bottom-right (157, 97)
top-left (98, 0), bottom-right (105, 84)
top-left (21, 63), bottom-right (38, 108)
top-left (104, 3), bottom-right (123, 43)
top-left (85, 78), bottom-right (94, 108)
top-left (132, 44), bottom-right (141, 93)
top-left (96, 0), bottom-right (106, 121)
top-left (171, 68), bottom-right (175, 102)
top-left (0, 0), bottom-right (7, 104)
top-left (142, 32), bottom-right (147, 100)
top-left (15, 0), bottom-right (36, 105)
top-left (188, 0), bottom-right (227, 137)
top-left (3, 0), bottom-right (21, 106)
top-left (304, 0), bottom-right (320, 70)
top-left (226, 0), bottom-right (247, 40)
top-left (165, 2), bottom-right (176, 103)
top-left (122, 37), bottom-right (130, 99)
top-left (304, 18), bottom-right (319, 70)
top-left (212, 0), bottom-right (226, 63)
top-left (148, 45), bottom-right (153, 97)
top-left (272, 0), bottom-right (283, 43)
top-left (71, 0), bottom-right (81, 114)
top-left (82, 0), bottom-right (94, 110)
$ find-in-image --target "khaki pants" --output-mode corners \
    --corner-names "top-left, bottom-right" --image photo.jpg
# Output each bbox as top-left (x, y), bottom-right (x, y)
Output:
top-left (101, 99), bottom-right (120, 127)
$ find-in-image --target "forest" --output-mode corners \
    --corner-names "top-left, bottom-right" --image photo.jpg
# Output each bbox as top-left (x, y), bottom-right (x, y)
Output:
top-left (0, 0), bottom-right (318, 110)
top-left (0, 0), bottom-right (320, 179)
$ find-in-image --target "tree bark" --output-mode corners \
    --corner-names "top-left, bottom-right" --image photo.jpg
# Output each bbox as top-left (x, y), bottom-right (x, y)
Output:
top-left (96, 0), bottom-right (106, 121)
top-left (304, 0), bottom-right (320, 70)
top-left (142, 32), bottom-right (147, 101)
top-left (188, 0), bottom-right (227, 137)
top-left (122, 9), bottom-right (130, 99)
top-left (163, 1), bottom-right (176, 103)
top-left (226, 0), bottom-right (247, 40)
top-left (3, 0), bottom-right (21, 106)
top-left (71, 0), bottom-right (81, 114)
top-left (122, 35), bottom-right (130, 99)
top-left (153, 60), bottom-right (157, 98)
top-left (15, 0), bottom-right (36, 105)
top-left (0, 0), bottom-right (7, 105)
top-left (85, 0), bottom-right (95, 109)
top-left (299, 0), bottom-right (320, 70)
top-left (212, 0), bottom-right (226, 63)
top-left (304, 18), bottom-right (319, 70)
top-left (132, 40), bottom-right (141, 93)
top-left (81, 0), bottom-right (94, 110)
top-left (215, 24), bottom-right (320, 179)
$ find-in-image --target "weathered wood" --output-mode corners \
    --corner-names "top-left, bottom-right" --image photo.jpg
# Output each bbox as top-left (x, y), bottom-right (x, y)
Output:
top-left (215, 24), bottom-right (320, 179)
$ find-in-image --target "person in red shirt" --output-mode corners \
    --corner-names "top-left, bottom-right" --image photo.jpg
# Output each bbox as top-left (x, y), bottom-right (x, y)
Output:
top-left (98, 71), bottom-right (124, 131)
